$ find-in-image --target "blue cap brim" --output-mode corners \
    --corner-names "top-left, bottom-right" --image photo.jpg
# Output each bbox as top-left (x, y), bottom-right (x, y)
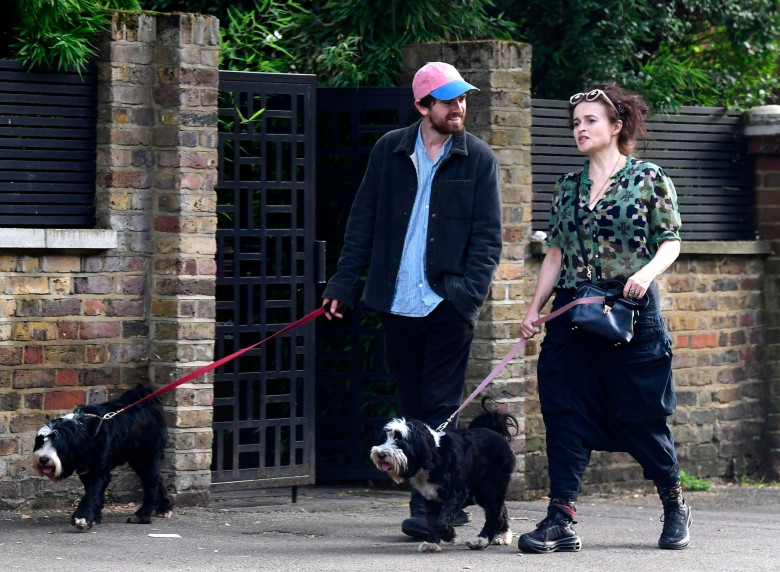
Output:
top-left (429, 80), bottom-right (479, 101)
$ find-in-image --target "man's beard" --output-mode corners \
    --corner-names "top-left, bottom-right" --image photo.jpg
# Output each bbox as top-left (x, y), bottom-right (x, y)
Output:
top-left (429, 112), bottom-right (465, 135)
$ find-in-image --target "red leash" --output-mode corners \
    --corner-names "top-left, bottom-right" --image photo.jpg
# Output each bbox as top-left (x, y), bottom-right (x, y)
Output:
top-left (100, 306), bottom-right (327, 420)
top-left (436, 295), bottom-right (604, 432)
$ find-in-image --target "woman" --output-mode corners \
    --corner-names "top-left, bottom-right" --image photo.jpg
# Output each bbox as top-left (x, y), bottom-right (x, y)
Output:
top-left (518, 84), bottom-right (690, 553)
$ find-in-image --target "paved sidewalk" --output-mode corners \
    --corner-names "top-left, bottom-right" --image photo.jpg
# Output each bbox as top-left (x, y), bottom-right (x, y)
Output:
top-left (1, 484), bottom-right (778, 571)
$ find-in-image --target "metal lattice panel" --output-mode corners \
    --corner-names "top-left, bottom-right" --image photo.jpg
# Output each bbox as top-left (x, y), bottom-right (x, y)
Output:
top-left (212, 71), bottom-right (317, 489)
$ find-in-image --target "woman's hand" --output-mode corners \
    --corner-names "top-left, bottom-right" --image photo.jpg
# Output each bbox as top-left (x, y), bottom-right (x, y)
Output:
top-left (624, 269), bottom-right (654, 300)
top-left (624, 239), bottom-right (681, 299)
top-left (521, 246), bottom-right (562, 339)
top-left (521, 311), bottom-right (541, 339)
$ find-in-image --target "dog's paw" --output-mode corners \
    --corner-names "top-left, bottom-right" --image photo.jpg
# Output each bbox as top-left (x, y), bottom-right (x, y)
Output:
top-left (155, 510), bottom-right (173, 519)
top-left (466, 536), bottom-right (490, 550)
top-left (72, 517), bottom-right (91, 531)
top-left (491, 529), bottom-right (513, 546)
top-left (126, 515), bottom-right (152, 524)
top-left (417, 541), bottom-right (443, 553)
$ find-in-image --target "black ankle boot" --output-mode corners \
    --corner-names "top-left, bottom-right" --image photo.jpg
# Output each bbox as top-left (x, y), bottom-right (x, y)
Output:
top-left (518, 500), bottom-right (582, 553)
top-left (401, 489), bottom-right (472, 539)
top-left (401, 489), bottom-right (427, 539)
top-left (657, 481), bottom-right (692, 550)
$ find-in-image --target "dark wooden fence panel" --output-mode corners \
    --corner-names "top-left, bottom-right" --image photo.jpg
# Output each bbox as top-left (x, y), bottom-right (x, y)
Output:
top-left (532, 99), bottom-right (755, 241)
top-left (0, 59), bottom-right (97, 228)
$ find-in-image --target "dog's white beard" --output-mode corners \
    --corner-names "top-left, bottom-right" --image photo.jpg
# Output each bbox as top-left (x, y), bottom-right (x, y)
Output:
top-left (370, 444), bottom-right (408, 484)
top-left (32, 438), bottom-right (63, 481)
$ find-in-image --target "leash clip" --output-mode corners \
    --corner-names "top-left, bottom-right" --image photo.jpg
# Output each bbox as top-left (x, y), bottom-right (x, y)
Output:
top-left (435, 417), bottom-right (452, 434)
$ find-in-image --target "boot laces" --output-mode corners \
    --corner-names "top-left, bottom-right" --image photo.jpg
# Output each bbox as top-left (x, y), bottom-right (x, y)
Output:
top-left (660, 502), bottom-right (686, 523)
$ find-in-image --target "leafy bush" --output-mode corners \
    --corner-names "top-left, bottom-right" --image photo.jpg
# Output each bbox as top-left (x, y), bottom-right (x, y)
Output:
top-left (282, 0), bottom-right (516, 87)
top-left (496, 0), bottom-right (780, 110)
top-left (154, 0), bottom-right (514, 87)
top-left (0, 0), bottom-right (141, 71)
top-left (194, 0), bottom-right (780, 109)
top-left (218, 0), bottom-right (300, 74)
top-left (8, 0), bottom-right (776, 110)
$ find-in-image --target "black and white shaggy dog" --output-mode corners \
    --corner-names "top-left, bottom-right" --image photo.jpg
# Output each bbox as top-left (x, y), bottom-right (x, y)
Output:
top-left (370, 398), bottom-right (517, 552)
top-left (32, 384), bottom-right (173, 531)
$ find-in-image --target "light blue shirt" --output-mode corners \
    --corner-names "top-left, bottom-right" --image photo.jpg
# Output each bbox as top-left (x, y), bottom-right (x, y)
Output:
top-left (390, 128), bottom-right (451, 316)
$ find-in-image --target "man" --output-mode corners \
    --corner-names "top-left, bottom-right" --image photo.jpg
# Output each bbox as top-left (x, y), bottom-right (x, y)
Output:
top-left (322, 61), bottom-right (502, 538)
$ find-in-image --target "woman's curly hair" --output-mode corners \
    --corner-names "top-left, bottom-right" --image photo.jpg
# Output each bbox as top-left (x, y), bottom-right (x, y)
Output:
top-left (569, 82), bottom-right (650, 156)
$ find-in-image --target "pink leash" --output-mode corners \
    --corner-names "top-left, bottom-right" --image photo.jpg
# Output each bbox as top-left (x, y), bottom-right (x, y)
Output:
top-left (435, 296), bottom-right (604, 432)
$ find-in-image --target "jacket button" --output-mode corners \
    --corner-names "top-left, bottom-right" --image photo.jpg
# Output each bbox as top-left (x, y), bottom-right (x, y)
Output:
top-left (429, 238), bottom-right (435, 242)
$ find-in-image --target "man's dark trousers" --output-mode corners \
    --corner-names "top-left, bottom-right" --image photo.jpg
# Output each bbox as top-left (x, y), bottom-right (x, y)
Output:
top-left (380, 300), bottom-right (474, 429)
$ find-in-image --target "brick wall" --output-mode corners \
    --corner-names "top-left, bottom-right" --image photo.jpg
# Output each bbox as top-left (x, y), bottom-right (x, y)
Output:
top-left (0, 253), bottom-right (145, 505)
top-left (0, 12), bottom-right (218, 509)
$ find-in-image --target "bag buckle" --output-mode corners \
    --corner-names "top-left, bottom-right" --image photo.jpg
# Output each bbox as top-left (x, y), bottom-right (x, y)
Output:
top-left (603, 304), bottom-right (612, 316)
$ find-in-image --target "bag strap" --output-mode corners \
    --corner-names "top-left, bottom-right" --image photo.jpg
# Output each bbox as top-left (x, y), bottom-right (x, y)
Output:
top-left (580, 279), bottom-right (650, 311)
top-left (573, 181), bottom-right (650, 311)
top-left (573, 180), bottom-right (602, 281)
top-left (572, 191), bottom-right (651, 311)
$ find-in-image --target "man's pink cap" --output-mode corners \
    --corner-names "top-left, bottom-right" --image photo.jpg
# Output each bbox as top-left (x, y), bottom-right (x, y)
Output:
top-left (412, 62), bottom-right (479, 101)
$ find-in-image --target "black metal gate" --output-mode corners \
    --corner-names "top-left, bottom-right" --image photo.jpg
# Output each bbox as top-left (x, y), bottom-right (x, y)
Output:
top-left (314, 87), bottom-right (417, 481)
top-left (212, 71), bottom-right (320, 490)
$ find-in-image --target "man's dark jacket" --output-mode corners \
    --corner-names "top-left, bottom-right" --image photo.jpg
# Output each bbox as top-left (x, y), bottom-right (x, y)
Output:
top-left (322, 118), bottom-right (502, 326)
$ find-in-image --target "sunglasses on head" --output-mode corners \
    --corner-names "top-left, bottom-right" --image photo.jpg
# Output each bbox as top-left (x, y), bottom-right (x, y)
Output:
top-left (569, 89), bottom-right (619, 115)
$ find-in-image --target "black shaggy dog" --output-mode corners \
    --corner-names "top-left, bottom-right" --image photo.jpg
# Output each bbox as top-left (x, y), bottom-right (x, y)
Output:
top-left (370, 398), bottom-right (517, 552)
top-left (32, 384), bottom-right (173, 531)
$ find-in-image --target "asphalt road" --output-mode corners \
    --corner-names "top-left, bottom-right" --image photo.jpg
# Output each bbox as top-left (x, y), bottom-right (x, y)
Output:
top-left (1, 484), bottom-right (778, 571)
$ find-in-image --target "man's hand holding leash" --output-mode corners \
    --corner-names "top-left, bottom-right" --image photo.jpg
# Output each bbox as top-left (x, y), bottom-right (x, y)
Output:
top-left (322, 298), bottom-right (344, 320)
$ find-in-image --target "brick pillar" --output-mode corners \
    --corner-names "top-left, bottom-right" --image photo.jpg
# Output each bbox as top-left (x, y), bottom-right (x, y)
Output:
top-left (401, 40), bottom-right (533, 498)
top-left (97, 12), bottom-right (219, 505)
top-left (746, 105), bottom-right (780, 480)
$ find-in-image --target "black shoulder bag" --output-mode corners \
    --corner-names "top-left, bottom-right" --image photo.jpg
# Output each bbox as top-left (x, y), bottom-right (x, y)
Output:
top-left (569, 184), bottom-right (649, 345)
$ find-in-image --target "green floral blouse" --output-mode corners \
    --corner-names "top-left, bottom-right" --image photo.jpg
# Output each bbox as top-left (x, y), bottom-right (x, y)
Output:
top-left (547, 155), bottom-right (682, 288)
